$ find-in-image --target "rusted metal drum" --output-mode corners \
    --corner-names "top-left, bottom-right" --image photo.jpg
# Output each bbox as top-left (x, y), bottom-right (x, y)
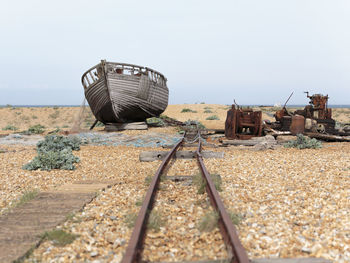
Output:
top-left (281, 116), bottom-right (292, 131)
top-left (290, 115), bottom-right (305, 135)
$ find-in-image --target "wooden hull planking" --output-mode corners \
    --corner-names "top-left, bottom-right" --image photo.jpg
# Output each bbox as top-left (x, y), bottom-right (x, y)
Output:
top-left (82, 60), bottom-right (169, 123)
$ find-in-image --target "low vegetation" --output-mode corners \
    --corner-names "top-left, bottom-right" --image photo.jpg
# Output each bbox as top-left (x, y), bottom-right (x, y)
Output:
top-left (204, 109), bottom-right (213, 113)
top-left (284, 134), bottom-right (322, 149)
top-left (206, 115), bottom-right (220, 120)
top-left (49, 110), bottom-right (60, 119)
top-left (144, 175), bottom-right (165, 187)
top-left (147, 210), bottom-right (166, 232)
top-left (198, 210), bottom-right (242, 232)
top-left (2, 124), bottom-right (18, 131)
top-left (181, 108), bottom-right (197, 113)
top-left (146, 117), bottom-right (165, 127)
top-left (193, 173), bottom-right (222, 194)
top-left (65, 212), bottom-right (82, 223)
top-left (21, 116), bottom-right (30, 122)
top-left (183, 119), bottom-right (206, 130)
top-left (135, 197), bottom-right (143, 206)
top-left (36, 135), bottom-right (81, 151)
top-left (229, 211), bottom-right (243, 226)
top-left (144, 175), bottom-right (153, 186)
top-left (22, 135), bottom-right (81, 171)
top-left (26, 124), bottom-right (45, 134)
top-left (198, 211), bottom-right (218, 232)
top-left (124, 212), bottom-right (138, 228)
top-left (16, 190), bottom-right (38, 207)
top-left (41, 229), bottom-right (77, 246)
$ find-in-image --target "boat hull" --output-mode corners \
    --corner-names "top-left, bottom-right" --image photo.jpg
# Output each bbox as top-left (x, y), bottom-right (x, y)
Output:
top-left (82, 61), bottom-right (169, 123)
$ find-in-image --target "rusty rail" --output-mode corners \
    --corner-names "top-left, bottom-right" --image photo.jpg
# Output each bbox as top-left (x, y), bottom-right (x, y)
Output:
top-left (121, 132), bottom-right (249, 263)
top-left (196, 138), bottom-right (249, 263)
top-left (122, 136), bottom-right (184, 263)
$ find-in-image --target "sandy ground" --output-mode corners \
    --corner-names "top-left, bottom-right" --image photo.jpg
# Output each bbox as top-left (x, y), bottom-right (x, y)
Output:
top-left (0, 104), bottom-right (349, 133)
top-left (0, 104), bottom-right (349, 262)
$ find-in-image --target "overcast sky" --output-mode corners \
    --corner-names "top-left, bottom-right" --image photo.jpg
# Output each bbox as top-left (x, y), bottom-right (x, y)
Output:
top-left (0, 0), bottom-right (349, 105)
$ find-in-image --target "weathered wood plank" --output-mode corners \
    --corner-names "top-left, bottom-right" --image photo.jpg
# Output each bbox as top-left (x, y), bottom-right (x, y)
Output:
top-left (139, 151), bottom-right (224, 162)
top-left (252, 258), bottom-right (331, 263)
top-left (222, 139), bottom-right (270, 146)
top-left (142, 257), bottom-right (331, 263)
top-left (304, 132), bottom-right (350, 142)
top-left (162, 143), bottom-right (218, 148)
top-left (105, 122), bottom-right (148, 131)
top-left (0, 181), bottom-right (112, 263)
top-left (222, 135), bottom-right (276, 146)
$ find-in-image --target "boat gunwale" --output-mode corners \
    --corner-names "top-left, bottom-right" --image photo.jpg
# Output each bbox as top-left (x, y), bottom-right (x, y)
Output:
top-left (81, 60), bottom-right (167, 90)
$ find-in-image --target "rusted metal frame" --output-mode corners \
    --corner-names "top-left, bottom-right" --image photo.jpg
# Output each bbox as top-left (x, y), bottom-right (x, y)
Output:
top-left (121, 136), bottom-right (185, 263)
top-left (196, 138), bottom-right (249, 263)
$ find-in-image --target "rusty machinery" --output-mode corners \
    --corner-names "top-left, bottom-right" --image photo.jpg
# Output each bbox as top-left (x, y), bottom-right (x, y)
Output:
top-left (274, 92), bottom-right (336, 133)
top-left (274, 92), bottom-right (294, 131)
top-left (225, 105), bottom-right (262, 139)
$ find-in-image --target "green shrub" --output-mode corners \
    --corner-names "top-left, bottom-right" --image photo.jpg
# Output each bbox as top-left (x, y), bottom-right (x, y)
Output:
top-left (23, 135), bottom-right (81, 171)
top-left (2, 125), bottom-right (18, 131)
top-left (27, 124), bottom-right (45, 134)
top-left (206, 115), bottom-right (220, 120)
top-left (23, 148), bottom-right (79, 171)
top-left (181, 108), bottom-right (197, 113)
top-left (36, 135), bottom-right (81, 152)
top-left (284, 134), bottom-right (322, 149)
top-left (184, 120), bottom-right (206, 130)
top-left (146, 117), bottom-right (165, 127)
top-left (204, 109), bottom-right (213, 113)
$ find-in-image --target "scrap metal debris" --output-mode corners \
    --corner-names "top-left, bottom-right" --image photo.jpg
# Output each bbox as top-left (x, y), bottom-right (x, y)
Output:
top-left (225, 105), bottom-right (262, 140)
top-left (267, 92), bottom-right (350, 142)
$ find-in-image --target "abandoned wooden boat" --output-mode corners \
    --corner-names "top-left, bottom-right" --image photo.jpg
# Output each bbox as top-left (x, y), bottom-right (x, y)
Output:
top-left (81, 60), bottom-right (168, 124)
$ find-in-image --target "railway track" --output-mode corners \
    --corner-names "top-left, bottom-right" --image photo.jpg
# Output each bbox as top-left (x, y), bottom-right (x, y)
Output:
top-left (121, 131), bottom-right (249, 263)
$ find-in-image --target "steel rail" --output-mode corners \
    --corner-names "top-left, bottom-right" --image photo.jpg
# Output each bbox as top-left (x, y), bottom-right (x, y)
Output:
top-left (121, 136), bottom-right (185, 263)
top-left (122, 132), bottom-right (249, 263)
top-left (196, 137), bottom-right (250, 263)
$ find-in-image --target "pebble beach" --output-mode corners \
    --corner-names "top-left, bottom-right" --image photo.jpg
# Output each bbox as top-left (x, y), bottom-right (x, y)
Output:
top-left (0, 104), bottom-right (349, 262)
